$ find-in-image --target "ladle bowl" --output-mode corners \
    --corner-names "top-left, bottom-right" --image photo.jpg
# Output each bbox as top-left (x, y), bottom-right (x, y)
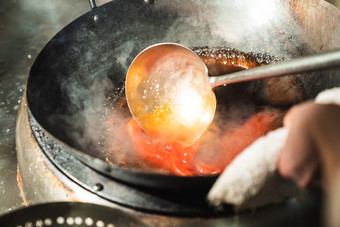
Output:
top-left (125, 43), bottom-right (216, 146)
top-left (126, 43), bottom-right (340, 146)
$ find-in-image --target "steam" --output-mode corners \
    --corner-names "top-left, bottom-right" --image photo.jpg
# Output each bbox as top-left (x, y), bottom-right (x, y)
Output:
top-left (39, 0), bottom-right (340, 175)
top-left (17, 0), bottom-right (88, 41)
top-left (159, 0), bottom-right (340, 98)
top-left (194, 105), bottom-right (284, 172)
top-left (48, 38), bottom-right (137, 159)
top-left (158, 0), bottom-right (291, 57)
top-left (115, 40), bottom-right (136, 73)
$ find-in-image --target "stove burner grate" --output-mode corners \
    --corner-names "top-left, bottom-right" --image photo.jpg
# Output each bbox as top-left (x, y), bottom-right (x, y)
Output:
top-left (0, 202), bottom-right (148, 227)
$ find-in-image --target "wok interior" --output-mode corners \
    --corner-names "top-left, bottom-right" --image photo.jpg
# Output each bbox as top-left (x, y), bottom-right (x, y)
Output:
top-left (27, 0), bottom-right (340, 175)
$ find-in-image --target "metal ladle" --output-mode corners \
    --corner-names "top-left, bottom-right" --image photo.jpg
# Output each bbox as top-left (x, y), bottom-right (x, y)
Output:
top-left (125, 43), bottom-right (340, 146)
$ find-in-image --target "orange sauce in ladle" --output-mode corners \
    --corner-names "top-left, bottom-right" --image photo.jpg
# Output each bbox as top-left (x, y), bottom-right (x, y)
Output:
top-left (125, 43), bottom-right (216, 147)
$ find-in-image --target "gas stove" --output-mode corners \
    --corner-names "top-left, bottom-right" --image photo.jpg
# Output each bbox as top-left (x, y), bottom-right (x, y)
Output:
top-left (14, 93), bottom-right (323, 227)
top-left (2, 0), bottom-right (338, 226)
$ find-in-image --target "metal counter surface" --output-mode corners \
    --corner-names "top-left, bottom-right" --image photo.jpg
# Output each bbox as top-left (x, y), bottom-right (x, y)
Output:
top-left (0, 0), bottom-right (89, 214)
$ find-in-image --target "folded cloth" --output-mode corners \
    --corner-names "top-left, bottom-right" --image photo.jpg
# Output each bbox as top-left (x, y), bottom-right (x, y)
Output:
top-left (207, 128), bottom-right (303, 209)
top-left (207, 87), bottom-right (340, 209)
top-left (315, 87), bottom-right (340, 105)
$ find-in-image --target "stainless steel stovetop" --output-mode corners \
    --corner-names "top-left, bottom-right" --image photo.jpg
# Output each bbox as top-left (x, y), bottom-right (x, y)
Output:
top-left (0, 0), bottom-right (89, 214)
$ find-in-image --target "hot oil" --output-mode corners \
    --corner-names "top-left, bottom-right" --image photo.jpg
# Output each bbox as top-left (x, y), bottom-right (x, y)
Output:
top-left (192, 46), bottom-right (279, 76)
top-left (104, 47), bottom-right (291, 176)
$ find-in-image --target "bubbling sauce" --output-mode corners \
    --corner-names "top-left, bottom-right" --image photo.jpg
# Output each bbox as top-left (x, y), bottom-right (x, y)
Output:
top-left (192, 46), bottom-right (279, 76)
top-left (105, 47), bottom-right (287, 176)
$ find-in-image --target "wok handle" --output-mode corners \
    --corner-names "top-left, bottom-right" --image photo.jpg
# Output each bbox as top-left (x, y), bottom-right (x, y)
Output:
top-left (89, 0), bottom-right (97, 9)
top-left (89, 0), bottom-right (154, 9)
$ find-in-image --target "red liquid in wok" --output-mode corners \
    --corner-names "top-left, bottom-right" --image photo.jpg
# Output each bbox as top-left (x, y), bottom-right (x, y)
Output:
top-left (106, 47), bottom-right (285, 176)
top-left (127, 110), bottom-right (281, 176)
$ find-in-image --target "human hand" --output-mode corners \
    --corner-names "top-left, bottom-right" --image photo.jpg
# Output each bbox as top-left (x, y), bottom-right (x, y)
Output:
top-left (278, 101), bottom-right (340, 190)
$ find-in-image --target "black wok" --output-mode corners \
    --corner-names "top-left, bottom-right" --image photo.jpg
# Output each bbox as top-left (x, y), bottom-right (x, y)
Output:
top-left (26, 0), bottom-right (340, 191)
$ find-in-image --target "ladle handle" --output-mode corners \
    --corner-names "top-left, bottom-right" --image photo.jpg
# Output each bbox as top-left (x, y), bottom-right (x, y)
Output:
top-left (209, 49), bottom-right (340, 88)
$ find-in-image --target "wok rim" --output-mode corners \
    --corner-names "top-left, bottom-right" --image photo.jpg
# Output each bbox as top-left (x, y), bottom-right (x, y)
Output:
top-left (25, 3), bottom-right (220, 188)
top-left (26, 97), bottom-right (219, 187)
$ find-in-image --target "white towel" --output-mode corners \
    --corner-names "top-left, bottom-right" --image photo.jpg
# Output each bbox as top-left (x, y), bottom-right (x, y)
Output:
top-left (207, 128), bottom-right (304, 209)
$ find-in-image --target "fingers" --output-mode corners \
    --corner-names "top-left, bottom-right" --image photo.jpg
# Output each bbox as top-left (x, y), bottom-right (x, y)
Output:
top-left (278, 129), bottom-right (319, 188)
top-left (278, 101), bottom-right (320, 188)
top-left (283, 100), bottom-right (314, 127)
top-left (278, 147), bottom-right (319, 188)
